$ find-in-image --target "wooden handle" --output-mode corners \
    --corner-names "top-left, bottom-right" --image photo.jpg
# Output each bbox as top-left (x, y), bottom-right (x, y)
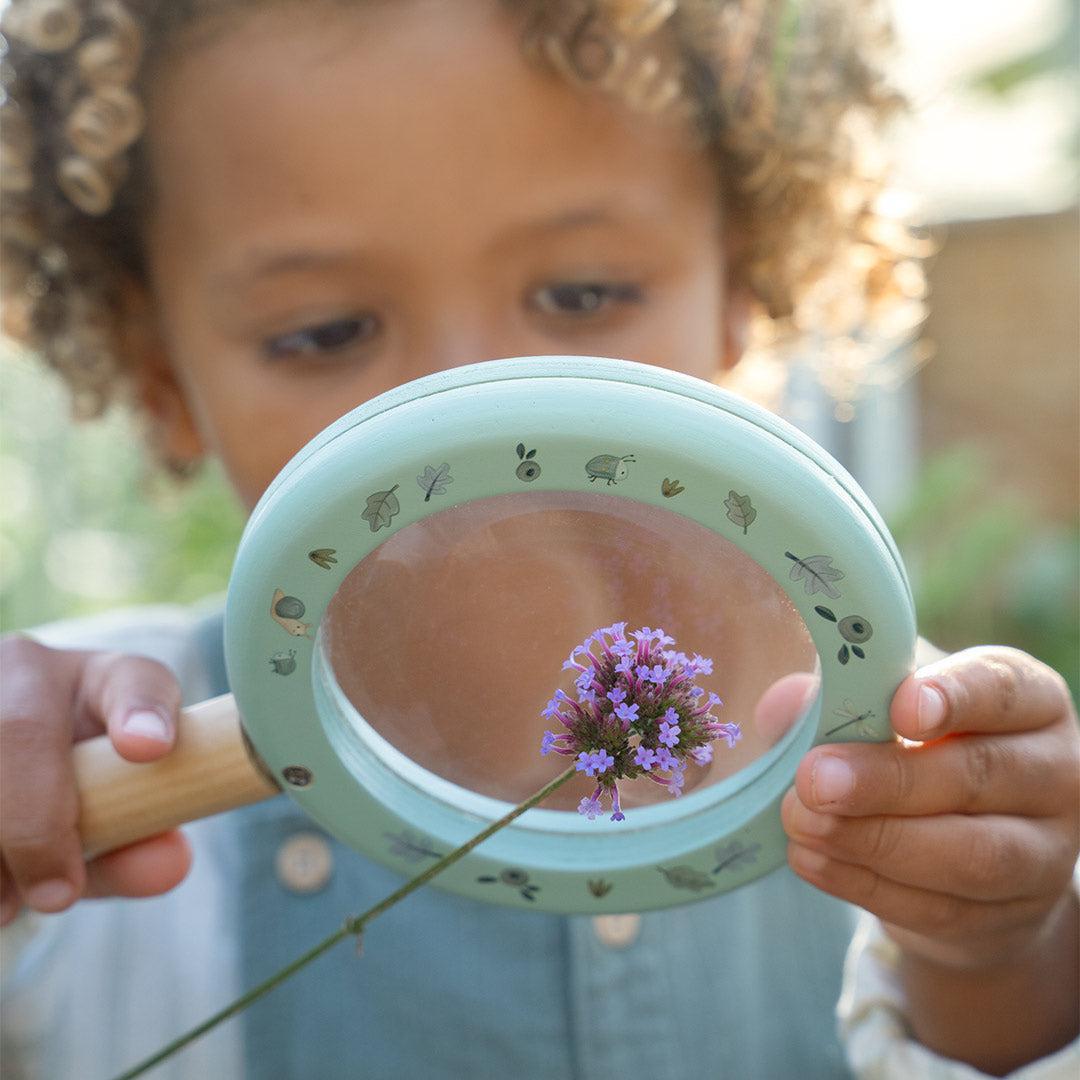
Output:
top-left (72, 693), bottom-right (281, 859)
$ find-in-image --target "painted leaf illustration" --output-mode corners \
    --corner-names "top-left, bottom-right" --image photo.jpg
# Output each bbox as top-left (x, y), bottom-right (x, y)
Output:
top-left (383, 829), bottom-right (443, 863)
top-left (814, 605), bottom-right (837, 622)
top-left (308, 548), bottom-right (338, 570)
top-left (712, 840), bottom-right (761, 875)
top-left (516, 442), bottom-right (526, 459)
top-left (724, 490), bottom-right (757, 534)
top-left (838, 644), bottom-right (850, 665)
top-left (657, 865), bottom-right (715, 892)
top-left (784, 551), bottom-right (844, 598)
top-left (417, 463), bottom-right (453, 502)
top-left (362, 484), bottom-right (401, 532)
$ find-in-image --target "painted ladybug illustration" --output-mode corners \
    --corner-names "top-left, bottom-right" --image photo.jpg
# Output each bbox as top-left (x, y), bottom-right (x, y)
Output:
top-left (585, 453), bottom-right (635, 485)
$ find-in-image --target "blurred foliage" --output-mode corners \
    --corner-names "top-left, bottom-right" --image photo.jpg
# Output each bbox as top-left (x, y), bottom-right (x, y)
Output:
top-left (888, 446), bottom-right (1079, 705)
top-left (1, 343), bottom-right (1076, 709)
top-left (0, 344), bottom-right (244, 632)
top-left (968, 0), bottom-right (1080, 166)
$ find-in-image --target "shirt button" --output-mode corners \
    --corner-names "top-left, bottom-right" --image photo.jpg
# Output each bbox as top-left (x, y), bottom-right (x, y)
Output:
top-left (275, 832), bottom-right (334, 894)
top-left (592, 913), bottom-right (641, 949)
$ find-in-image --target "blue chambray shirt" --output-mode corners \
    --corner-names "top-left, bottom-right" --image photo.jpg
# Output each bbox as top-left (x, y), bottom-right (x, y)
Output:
top-left (193, 613), bottom-right (858, 1079)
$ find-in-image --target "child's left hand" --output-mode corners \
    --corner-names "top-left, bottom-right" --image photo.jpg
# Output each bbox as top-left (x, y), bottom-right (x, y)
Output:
top-left (781, 645), bottom-right (1079, 970)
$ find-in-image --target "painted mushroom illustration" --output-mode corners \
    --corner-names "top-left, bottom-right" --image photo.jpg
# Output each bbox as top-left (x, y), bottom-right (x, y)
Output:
top-left (585, 453), bottom-right (635, 486)
top-left (271, 588), bottom-right (314, 638)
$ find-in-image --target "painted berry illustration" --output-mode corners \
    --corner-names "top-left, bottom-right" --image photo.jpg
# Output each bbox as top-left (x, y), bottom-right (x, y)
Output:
top-left (515, 443), bottom-right (541, 481)
top-left (814, 606), bottom-right (873, 664)
top-left (308, 548), bottom-right (338, 570)
top-left (477, 867), bottom-right (540, 902)
top-left (269, 649), bottom-right (297, 676)
top-left (271, 589), bottom-right (314, 637)
top-left (585, 453), bottom-right (635, 485)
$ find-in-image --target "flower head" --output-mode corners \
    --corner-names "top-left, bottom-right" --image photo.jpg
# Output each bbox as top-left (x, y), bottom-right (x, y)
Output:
top-left (538, 624), bottom-right (737, 823)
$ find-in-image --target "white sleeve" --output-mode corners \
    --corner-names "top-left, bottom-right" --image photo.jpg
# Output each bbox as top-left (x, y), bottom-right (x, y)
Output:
top-left (839, 876), bottom-right (1080, 1080)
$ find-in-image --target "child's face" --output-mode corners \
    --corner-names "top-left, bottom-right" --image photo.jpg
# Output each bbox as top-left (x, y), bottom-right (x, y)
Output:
top-left (134, 1), bottom-right (742, 508)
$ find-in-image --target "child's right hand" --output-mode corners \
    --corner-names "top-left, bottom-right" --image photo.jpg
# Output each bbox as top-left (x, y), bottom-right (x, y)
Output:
top-left (0, 636), bottom-right (193, 927)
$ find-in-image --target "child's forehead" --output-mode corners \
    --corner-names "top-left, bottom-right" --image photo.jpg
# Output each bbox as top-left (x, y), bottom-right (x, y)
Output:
top-left (141, 0), bottom-right (719, 267)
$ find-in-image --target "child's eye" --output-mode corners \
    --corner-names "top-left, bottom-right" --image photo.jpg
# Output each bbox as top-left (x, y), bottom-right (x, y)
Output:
top-left (262, 314), bottom-right (381, 360)
top-left (529, 282), bottom-right (644, 318)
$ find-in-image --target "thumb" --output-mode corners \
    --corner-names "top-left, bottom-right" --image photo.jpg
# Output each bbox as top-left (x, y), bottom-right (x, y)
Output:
top-left (754, 672), bottom-right (819, 747)
top-left (77, 652), bottom-right (182, 763)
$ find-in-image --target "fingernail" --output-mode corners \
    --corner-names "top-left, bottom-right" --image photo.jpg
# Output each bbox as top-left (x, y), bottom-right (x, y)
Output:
top-left (812, 755), bottom-right (853, 805)
top-left (25, 878), bottom-right (75, 912)
top-left (122, 709), bottom-right (170, 742)
top-left (917, 685), bottom-right (947, 735)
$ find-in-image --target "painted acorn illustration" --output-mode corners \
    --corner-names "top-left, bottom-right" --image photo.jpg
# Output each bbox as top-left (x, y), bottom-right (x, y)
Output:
top-left (585, 453), bottom-right (635, 485)
top-left (271, 589), bottom-right (314, 638)
top-left (515, 443), bottom-right (541, 481)
top-left (269, 649), bottom-right (297, 676)
top-left (814, 606), bottom-right (873, 664)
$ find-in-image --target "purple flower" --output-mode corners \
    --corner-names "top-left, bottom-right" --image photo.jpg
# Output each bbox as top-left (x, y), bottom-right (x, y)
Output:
top-left (575, 749), bottom-right (614, 777)
top-left (634, 745), bottom-right (658, 770)
top-left (713, 722), bottom-right (742, 748)
top-left (578, 792), bottom-right (604, 820)
top-left (690, 744), bottom-right (713, 765)
top-left (610, 785), bottom-right (625, 823)
top-left (668, 766), bottom-right (686, 796)
top-left (540, 623), bottom-right (736, 823)
top-left (658, 719), bottom-right (681, 748)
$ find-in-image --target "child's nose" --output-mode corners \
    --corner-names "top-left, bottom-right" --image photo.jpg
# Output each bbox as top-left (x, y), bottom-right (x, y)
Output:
top-left (402, 314), bottom-right (520, 382)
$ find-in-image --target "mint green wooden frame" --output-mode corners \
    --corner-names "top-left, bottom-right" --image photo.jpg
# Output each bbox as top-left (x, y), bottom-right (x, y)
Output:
top-left (226, 356), bottom-right (916, 914)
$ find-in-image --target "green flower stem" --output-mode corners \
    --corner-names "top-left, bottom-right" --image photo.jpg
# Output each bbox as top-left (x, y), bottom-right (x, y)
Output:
top-left (112, 764), bottom-right (578, 1080)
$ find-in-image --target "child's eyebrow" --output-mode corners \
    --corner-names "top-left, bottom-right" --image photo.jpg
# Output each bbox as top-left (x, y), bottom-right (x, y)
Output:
top-left (207, 204), bottom-right (642, 296)
top-left (207, 248), bottom-right (363, 296)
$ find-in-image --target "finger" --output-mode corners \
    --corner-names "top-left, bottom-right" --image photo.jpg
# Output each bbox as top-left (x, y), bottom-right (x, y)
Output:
top-left (794, 731), bottom-right (1072, 818)
top-left (891, 646), bottom-right (1074, 741)
top-left (0, 637), bottom-right (88, 913)
top-left (0, 859), bottom-right (20, 926)
top-left (781, 788), bottom-right (1076, 902)
top-left (754, 672), bottom-right (818, 747)
top-left (82, 830), bottom-right (192, 900)
top-left (77, 651), bottom-right (181, 763)
top-left (786, 841), bottom-right (1052, 947)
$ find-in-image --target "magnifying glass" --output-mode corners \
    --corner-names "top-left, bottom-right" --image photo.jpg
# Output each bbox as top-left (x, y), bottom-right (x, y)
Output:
top-left (73, 356), bottom-right (916, 914)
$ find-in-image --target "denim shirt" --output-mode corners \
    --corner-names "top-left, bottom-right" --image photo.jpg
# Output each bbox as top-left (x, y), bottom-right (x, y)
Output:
top-left (193, 611), bottom-right (858, 1079)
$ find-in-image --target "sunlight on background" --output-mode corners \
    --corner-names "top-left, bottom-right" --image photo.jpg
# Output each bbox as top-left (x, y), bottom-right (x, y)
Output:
top-left (0, 1), bottom-right (1076, 697)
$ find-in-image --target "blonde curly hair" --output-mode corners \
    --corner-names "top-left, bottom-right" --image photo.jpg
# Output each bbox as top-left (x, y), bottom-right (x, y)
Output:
top-left (0, 0), bottom-right (926, 424)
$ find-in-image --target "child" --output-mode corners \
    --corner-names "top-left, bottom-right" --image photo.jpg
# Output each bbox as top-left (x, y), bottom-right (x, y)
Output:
top-left (1, 1), bottom-right (1077, 1077)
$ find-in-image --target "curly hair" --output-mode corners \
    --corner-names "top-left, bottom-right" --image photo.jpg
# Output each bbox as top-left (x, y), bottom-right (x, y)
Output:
top-left (0, 0), bottom-right (927, 424)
